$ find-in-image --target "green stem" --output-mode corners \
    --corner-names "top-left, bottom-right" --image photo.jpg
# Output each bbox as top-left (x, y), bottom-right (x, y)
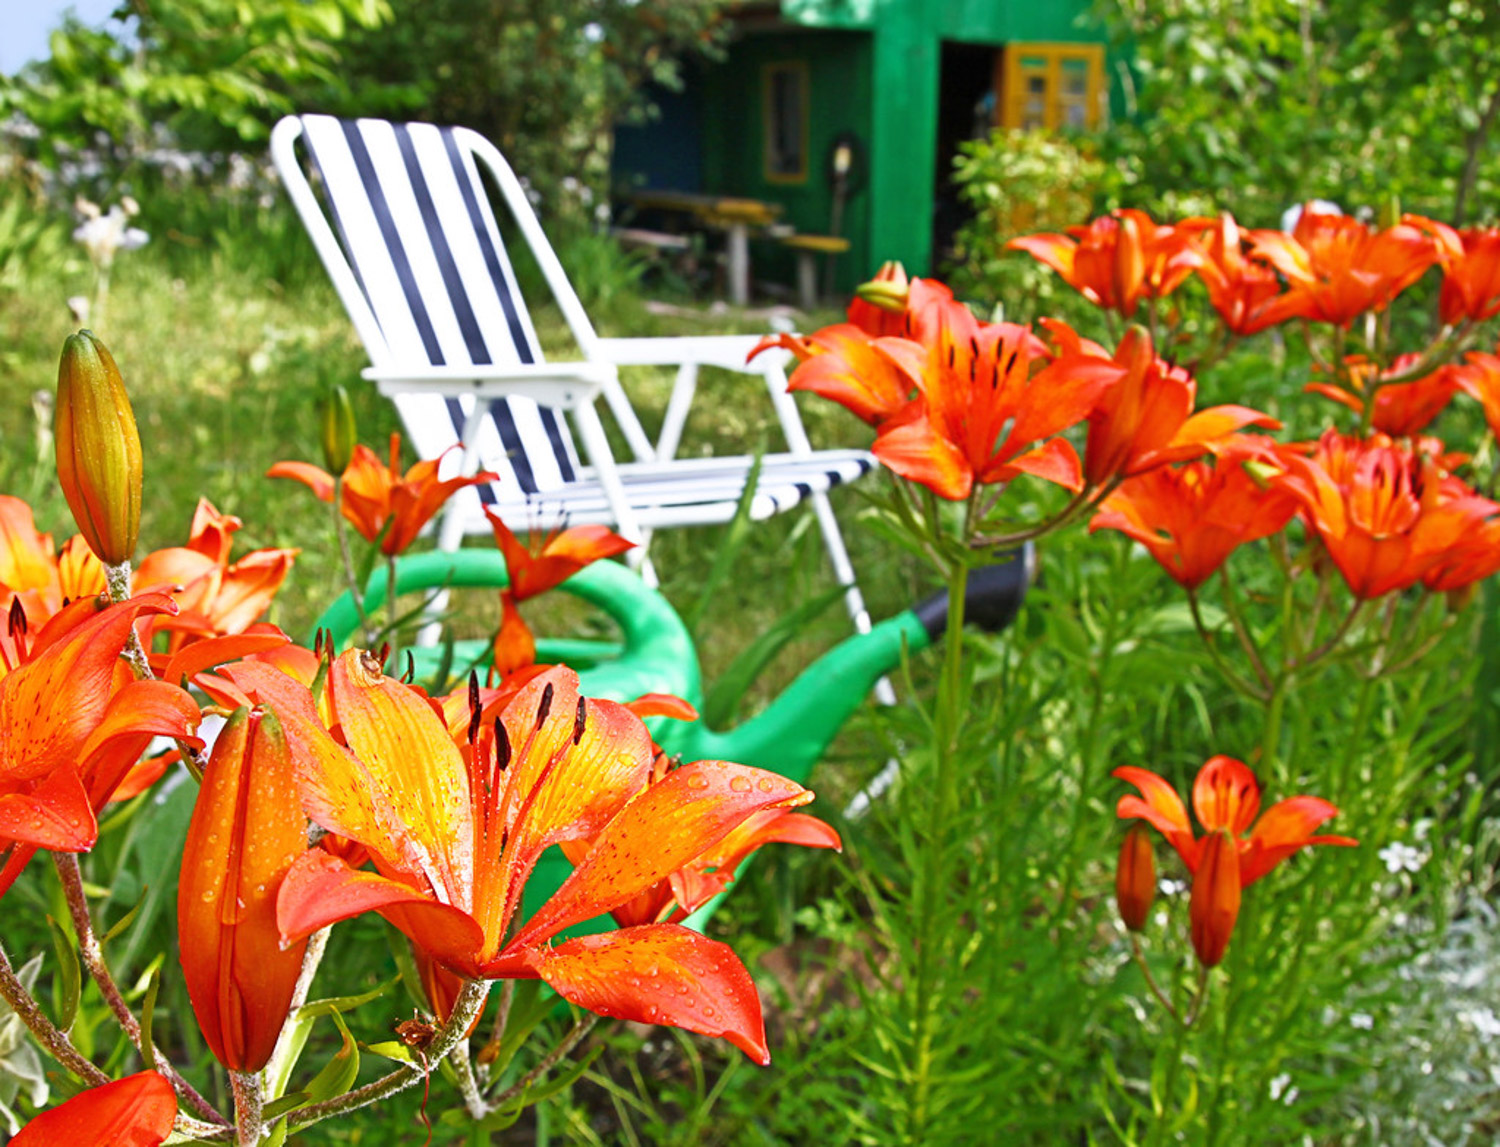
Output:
top-left (0, 938), bottom-right (109, 1086)
top-left (1260, 676), bottom-right (1288, 787)
top-left (487, 1013), bottom-right (598, 1110)
top-left (291, 978), bottom-right (491, 1132)
top-left (906, 551), bottom-right (970, 1143)
top-left (331, 475), bottom-right (373, 644)
top-left (386, 555), bottom-right (400, 650)
top-left (54, 854), bottom-right (227, 1125)
top-left (229, 1070), bottom-right (264, 1147)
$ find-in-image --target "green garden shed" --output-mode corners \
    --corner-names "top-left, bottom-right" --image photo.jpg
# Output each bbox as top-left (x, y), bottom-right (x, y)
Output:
top-left (612, 0), bottom-right (1108, 297)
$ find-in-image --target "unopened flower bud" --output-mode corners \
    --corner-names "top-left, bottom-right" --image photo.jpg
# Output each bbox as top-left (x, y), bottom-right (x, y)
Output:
top-left (1116, 824), bottom-right (1156, 932)
top-left (55, 330), bottom-right (142, 565)
top-left (855, 262), bottom-right (910, 313)
top-left (319, 384), bottom-right (358, 475)
top-left (1189, 829), bottom-right (1242, 968)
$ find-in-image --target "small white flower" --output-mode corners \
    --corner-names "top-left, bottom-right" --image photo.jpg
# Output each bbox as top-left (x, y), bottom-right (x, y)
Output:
top-left (1350, 1012), bottom-right (1374, 1030)
top-left (1158, 878), bottom-right (1185, 897)
top-left (1379, 842), bottom-right (1426, 874)
top-left (1269, 1073), bottom-right (1292, 1101)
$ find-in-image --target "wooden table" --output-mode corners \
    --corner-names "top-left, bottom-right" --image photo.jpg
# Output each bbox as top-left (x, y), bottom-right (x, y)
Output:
top-left (628, 191), bottom-right (784, 305)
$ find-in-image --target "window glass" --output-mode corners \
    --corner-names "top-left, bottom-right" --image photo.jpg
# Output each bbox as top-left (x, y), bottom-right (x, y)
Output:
top-left (763, 63), bottom-right (809, 183)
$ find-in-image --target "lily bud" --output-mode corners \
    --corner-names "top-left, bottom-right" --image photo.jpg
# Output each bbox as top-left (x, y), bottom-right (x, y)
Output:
top-left (855, 263), bottom-right (910, 313)
top-left (178, 706), bottom-right (308, 1072)
top-left (319, 384), bottom-right (358, 475)
top-left (55, 331), bottom-right (142, 565)
top-left (1189, 829), bottom-right (1242, 968)
top-left (1115, 824), bottom-right (1156, 932)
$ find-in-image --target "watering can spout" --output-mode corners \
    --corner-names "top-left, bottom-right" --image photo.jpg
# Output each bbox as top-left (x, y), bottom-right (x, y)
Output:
top-left (663, 543), bottom-right (1036, 785)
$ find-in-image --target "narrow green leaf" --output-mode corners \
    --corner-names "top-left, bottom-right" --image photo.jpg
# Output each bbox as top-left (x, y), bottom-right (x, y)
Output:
top-left (362, 1040), bottom-right (415, 1064)
top-left (46, 916), bottom-right (81, 1030)
top-left (101, 887), bottom-right (149, 947)
top-left (304, 1011), bottom-right (360, 1104)
top-left (261, 1091), bottom-right (313, 1120)
top-left (138, 963), bottom-right (162, 1067)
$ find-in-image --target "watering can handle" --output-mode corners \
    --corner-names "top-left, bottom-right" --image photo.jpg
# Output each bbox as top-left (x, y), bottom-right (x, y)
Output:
top-left (911, 541), bottom-right (1037, 641)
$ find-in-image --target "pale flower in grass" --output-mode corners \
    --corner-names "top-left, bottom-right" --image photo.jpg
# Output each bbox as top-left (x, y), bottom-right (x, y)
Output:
top-left (0, 955), bottom-right (48, 1136)
top-left (72, 198), bottom-right (149, 269)
top-left (1379, 841), bottom-right (1427, 874)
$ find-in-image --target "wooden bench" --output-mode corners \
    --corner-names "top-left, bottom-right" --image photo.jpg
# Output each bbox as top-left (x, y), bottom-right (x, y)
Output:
top-left (781, 233), bottom-right (851, 309)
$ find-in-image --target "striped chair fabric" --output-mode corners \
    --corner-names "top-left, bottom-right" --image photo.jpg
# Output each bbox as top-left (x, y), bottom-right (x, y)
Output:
top-left (277, 114), bottom-right (876, 538)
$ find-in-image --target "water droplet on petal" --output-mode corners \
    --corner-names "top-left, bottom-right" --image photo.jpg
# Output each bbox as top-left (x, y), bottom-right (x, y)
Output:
top-left (757, 778), bottom-right (773, 793)
top-left (729, 776), bottom-right (752, 793)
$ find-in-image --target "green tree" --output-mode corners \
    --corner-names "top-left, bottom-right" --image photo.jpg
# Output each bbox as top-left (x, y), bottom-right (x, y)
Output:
top-left (1098, 0), bottom-right (1500, 225)
top-left (0, 0), bottom-right (391, 155)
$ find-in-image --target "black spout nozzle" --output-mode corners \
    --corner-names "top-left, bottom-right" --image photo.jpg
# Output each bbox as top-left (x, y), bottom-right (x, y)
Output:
top-left (912, 541), bottom-right (1037, 642)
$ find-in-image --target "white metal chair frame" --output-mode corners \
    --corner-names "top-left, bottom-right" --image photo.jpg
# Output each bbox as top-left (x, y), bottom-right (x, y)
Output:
top-left (270, 114), bottom-right (879, 639)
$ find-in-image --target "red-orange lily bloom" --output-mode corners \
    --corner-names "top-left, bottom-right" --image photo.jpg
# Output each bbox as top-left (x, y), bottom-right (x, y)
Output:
top-left (274, 659), bottom-right (816, 1063)
top-left (1248, 207), bottom-right (1441, 327)
top-left (1402, 215), bottom-right (1500, 325)
top-left (178, 706), bottom-right (308, 1072)
top-left (11, 1071), bottom-right (176, 1146)
top-left (1453, 348), bottom-right (1500, 444)
top-left (748, 276), bottom-right (960, 426)
top-left (0, 496), bottom-right (105, 642)
top-left (268, 432), bottom-right (498, 555)
top-left (1303, 354), bottom-right (1461, 438)
top-left (1189, 212), bottom-right (1285, 336)
top-left (1007, 209), bottom-right (1206, 317)
top-left (869, 314), bottom-right (1118, 500)
top-left (1279, 430), bottom-right (1499, 599)
top-left (134, 500), bottom-right (297, 653)
top-left (0, 593), bottom-right (201, 900)
top-left (1089, 440), bottom-right (1299, 590)
top-left (1072, 327), bottom-right (1279, 488)
top-left (1115, 756), bottom-right (1356, 965)
top-left (485, 509), bottom-right (633, 603)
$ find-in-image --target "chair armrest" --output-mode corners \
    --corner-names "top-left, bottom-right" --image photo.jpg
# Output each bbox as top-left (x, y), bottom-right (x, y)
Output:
top-left (361, 362), bottom-right (614, 408)
top-left (593, 335), bottom-right (788, 373)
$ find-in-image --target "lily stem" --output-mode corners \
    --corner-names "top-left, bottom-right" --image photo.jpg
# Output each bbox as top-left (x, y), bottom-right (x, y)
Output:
top-left (487, 1013), bottom-right (598, 1110)
top-left (290, 977), bottom-right (492, 1133)
top-left (228, 1070), bottom-right (264, 1147)
top-left (0, 938), bottom-right (110, 1086)
top-left (103, 558), bottom-right (207, 782)
top-left (1129, 934), bottom-right (1180, 1023)
top-left (451, 1038), bottom-right (488, 1120)
top-left (53, 853), bottom-right (227, 1125)
top-left (331, 476), bottom-right (374, 646)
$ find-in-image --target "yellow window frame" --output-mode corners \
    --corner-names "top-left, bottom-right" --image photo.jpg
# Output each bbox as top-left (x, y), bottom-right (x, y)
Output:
top-left (998, 43), bottom-right (1105, 132)
top-left (762, 61), bottom-right (811, 185)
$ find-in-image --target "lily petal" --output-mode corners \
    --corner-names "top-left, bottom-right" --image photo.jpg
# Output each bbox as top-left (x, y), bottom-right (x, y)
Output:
top-left (520, 924), bottom-right (770, 1064)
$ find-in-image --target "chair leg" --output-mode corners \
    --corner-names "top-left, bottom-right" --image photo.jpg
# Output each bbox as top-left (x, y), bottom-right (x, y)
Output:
top-left (656, 363), bottom-right (698, 462)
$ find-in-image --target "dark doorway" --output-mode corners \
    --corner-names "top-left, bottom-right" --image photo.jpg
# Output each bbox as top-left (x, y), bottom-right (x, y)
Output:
top-left (932, 41), bottom-right (1000, 271)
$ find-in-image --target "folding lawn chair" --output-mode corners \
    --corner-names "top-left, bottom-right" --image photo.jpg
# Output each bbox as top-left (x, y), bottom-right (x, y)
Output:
top-left (269, 114), bottom-right (880, 636)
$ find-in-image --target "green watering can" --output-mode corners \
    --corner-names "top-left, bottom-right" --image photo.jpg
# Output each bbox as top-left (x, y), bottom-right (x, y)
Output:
top-left (311, 546), bottom-right (1033, 929)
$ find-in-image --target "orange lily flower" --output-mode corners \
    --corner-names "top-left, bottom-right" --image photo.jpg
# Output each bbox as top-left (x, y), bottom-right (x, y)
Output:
top-left (1189, 212), bottom-right (1286, 336)
top-left (134, 500), bottom-right (298, 653)
top-left (1452, 348), bottom-right (1500, 444)
top-left (869, 313), bottom-right (1117, 500)
top-left (1247, 207), bottom-right (1441, 327)
top-left (485, 510), bottom-right (633, 603)
top-left (491, 589), bottom-right (538, 681)
top-left (1075, 328), bottom-right (1279, 488)
top-left (1115, 756), bottom-right (1356, 965)
top-left (1089, 440), bottom-right (1299, 589)
top-left (1279, 430), bottom-right (1499, 599)
top-left (1422, 515), bottom-right (1500, 595)
top-left (749, 277), bottom-right (958, 426)
top-left (1402, 215), bottom-right (1500, 325)
top-left (0, 496), bottom-right (105, 641)
top-left (0, 593), bottom-right (201, 900)
top-left (274, 660), bottom-right (816, 1063)
top-left (1304, 354), bottom-right (1461, 437)
top-left (177, 706), bottom-right (308, 1072)
top-left (1007, 209), bottom-right (1205, 317)
top-left (268, 433), bottom-right (499, 555)
top-left (10, 1070), bottom-right (176, 1146)
top-left (846, 259), bottom-right (913, 336)
top-left (562, 724), bottom-right (842, 929)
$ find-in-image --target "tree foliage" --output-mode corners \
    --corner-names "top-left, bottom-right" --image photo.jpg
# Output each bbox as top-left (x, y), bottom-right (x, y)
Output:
top-left (1098, 0), bottom-right (1500, 225)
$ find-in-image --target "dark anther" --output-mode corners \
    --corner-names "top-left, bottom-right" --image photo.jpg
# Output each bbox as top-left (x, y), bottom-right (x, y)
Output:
top-left (969, 335), bottom-right (979, 361)
top-left (572, 697), bottom-right (587, 745)
top-left (466, 671), bottom-right (482, 746)
top-left (378, 641), bottom-right (391, 668)
top-left (7, 598), bottom-right (26, 639)
top-left (401, 651), bottom-right (415, 684)
top-left (947, 344), bottom-right (955, 369)
top-left (494, 719), bottom-right (512, 770)
top-left (536, 682), bottom-right (554, 725)
top-left (1003, 348), bottom-right (1018, 376)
